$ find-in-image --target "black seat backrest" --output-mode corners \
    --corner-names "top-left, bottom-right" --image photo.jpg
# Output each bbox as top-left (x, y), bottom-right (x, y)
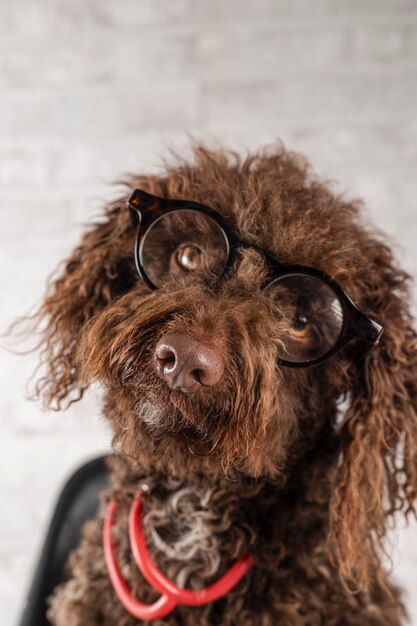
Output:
top-left (19, 456), bottom-right (110, 626)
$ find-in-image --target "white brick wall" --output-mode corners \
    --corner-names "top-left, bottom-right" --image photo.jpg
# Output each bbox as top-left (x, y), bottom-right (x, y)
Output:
top-left (0, 1), bottom-right (416, 624)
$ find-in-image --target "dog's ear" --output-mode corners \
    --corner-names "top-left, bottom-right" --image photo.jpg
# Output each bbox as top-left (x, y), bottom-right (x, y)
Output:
top-left (328, 242), bottom-right (417, 591)
top-left (27, 202), bottom-right (134, 410)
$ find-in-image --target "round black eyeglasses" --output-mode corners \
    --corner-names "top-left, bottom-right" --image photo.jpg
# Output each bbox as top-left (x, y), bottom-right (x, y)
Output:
top-left (127, 189), bottom-right (383, 368)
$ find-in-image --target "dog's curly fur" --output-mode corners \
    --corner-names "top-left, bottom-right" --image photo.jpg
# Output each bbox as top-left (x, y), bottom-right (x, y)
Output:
top-left (26, 144), bottom-right (417, 624)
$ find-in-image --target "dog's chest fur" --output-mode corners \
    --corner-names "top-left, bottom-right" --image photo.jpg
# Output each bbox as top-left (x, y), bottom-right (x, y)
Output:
top-left (104, 472), bottom-right (403, 626)
top-left (48, 458), bottom-right (404, 626)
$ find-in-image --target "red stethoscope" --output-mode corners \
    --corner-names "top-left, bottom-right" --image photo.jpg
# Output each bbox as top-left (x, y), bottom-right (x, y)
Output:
top-left (103, 488), bottom-right (253, 621)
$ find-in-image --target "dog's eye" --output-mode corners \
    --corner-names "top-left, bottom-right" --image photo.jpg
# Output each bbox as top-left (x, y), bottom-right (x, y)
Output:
top-left (174, 243), bottom-right (203, 272)
top-left (289, 314), bottom-right (311, 339)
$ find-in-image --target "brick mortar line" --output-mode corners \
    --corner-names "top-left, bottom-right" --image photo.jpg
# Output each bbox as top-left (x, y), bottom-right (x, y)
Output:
top-left (1, 68), bottom-right (417, 98)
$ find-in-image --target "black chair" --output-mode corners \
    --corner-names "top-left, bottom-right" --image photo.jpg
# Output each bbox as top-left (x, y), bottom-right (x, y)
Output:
top-left (19, 456), bottom-right (110, 626)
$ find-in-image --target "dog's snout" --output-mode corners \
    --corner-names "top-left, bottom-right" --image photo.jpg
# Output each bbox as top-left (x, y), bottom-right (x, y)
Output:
top-left (155, 333), bottom-right (224, 393)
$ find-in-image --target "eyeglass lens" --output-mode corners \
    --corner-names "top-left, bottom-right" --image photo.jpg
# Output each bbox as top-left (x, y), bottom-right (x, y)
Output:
top-left (264, 273), bottom-right (344, 363)
top-left (140, 209), bottom-right (229, 288)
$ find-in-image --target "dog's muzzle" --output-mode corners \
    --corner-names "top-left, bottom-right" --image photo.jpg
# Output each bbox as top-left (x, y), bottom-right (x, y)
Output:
top-left (155, 333), bottom-right (224, 393)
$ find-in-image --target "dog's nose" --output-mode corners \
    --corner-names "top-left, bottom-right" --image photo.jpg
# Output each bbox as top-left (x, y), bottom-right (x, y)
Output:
top-left (155, 333), bottom-right (224, 393)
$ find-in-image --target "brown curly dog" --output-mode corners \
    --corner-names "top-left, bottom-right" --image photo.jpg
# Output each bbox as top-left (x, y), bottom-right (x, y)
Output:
top-left (29, 144), bottom-right (417, 625)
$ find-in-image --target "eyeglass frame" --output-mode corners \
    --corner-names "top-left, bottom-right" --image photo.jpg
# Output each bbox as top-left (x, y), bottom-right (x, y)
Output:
top-left (127, 188), bottom-right (383, 368)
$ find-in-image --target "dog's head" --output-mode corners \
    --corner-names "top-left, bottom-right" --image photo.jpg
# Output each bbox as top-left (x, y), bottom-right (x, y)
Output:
top-left (30, 144), bottom-right (417, 589)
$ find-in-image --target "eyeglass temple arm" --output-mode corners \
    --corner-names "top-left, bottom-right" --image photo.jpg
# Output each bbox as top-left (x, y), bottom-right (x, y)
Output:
top-left (342, 316), bottom-right (383, 365)
top-left (129, 204), bottom-right (142, 228)
top-left (355, 314), bottom-right (384, 345)
top-left (128, 189), bottom-right (175, 228)
top-left (127, 192), bottom-right (145, 228)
